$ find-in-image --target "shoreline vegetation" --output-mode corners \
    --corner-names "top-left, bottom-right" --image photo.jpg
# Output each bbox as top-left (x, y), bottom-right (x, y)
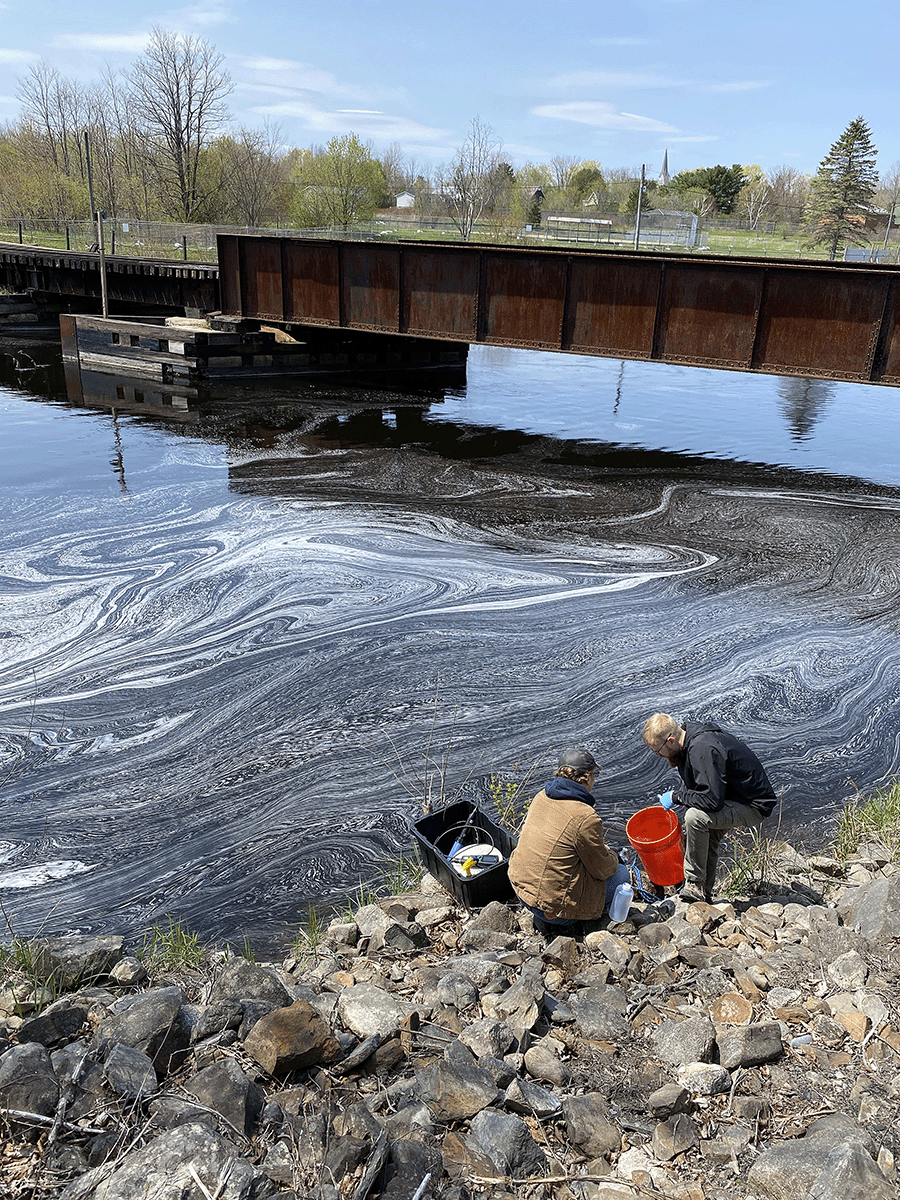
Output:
top-left (0, 781), bottom-right (898, 1198)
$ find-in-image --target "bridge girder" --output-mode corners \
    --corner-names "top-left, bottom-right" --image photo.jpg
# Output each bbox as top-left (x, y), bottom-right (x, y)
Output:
top-left (218, 235), bottom-right (900, 387)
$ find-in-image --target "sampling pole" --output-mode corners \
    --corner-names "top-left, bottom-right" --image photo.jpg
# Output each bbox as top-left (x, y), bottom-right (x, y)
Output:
top-left (84, 131), bottom-right (109, 317)
top-left (633, 164), bottom-right (646, 251)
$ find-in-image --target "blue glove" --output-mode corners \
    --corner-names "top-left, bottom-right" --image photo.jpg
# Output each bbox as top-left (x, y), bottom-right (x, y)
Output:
top-left (658, 791), bottom-right (674, 810)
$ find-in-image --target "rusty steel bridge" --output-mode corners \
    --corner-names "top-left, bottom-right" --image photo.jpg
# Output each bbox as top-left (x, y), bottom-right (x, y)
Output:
top-left (3, 235), bottom-right (900, 386)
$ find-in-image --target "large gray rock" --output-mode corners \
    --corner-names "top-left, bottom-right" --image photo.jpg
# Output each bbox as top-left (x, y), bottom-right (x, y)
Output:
top-left (58, 1121), bottom-right (271, 1199)
top-left (652, 1015), bottom-right (716, 1066)
top-left (827, 950), bottom-right (869, 990)
top-left (32, 935), bottom-right (124, 989)
top-left (208, 959), bottom-right (291, 1008)
top-left (185, 1058), bottom-right (265, 1136)
top-left (844, 875), bottom-right (900, 941)
top-left (652, 1114), bottom-right (699, 1161)
top-left (505, 1076), bottom-right (561, 1119)
top-left (491, 968), bottom-right (545, 1039)
top-left (458, 1017), bottom-right (516, 1059)
top-left (457, 928), bottom-right (518, 952)
top-left (103, 1043), bottom-right (158, 1101)
top-left (806, 1140), bottom-right (894, 1200)
top-left (466, 901), bottom-right (518, 934)
top-left (435, 972), bottom-right (480, 1010)
top-left (0, 1042), bottom-right (59, 1120)
top-left (677, 1062), bottom-right (730, 1095)
top-left (561, 1093), bottom-right (621, 1158)
top-left (426, 954), bottom-right (512, 992)
top-left (93, 987), bottom-right (190, 1078)
top-left (748, 1116), bottom-right (879, 1200)
top-left (17, 1002), bottom-right (88, 1047)
top-left (717, 1021), bottom-right (784, 1069)
top-left (416, 1057), bottom-right (500, 1121)
top-left (523, 1037), bottom-right (570, 1087)
top-left (380, 1137), bottom-right (443, 1200)
top-left (337, 983), bottom-right (406, 1039)
top-left (465, 1107), bottom-right (548, 1177)
top-left (190, 997), bottom-right (243, 1043)
top-left (571, 986), bottom-right (629, 1041)
top-left (243, 1000), bottom-right (341, 1075)
top-left (351, 903), bottom-right (394, 940)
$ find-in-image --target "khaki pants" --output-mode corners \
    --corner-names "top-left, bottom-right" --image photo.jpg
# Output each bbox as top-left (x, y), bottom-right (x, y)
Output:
top-left (683, 801), bottom-right (765, 897)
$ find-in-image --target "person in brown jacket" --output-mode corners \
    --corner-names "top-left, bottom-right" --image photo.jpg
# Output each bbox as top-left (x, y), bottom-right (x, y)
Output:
top-left (508, 746), bottom-right (629, 935)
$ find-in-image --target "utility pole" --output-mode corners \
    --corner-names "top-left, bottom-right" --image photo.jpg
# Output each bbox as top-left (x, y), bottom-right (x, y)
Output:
top-left (633, 164), bottom-right (646, 251)
top-left (84, 131), bottom-right (109, 318)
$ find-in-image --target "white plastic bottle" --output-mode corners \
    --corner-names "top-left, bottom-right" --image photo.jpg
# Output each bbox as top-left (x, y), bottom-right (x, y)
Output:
top-left (609, 881), bottom-right (634, 923)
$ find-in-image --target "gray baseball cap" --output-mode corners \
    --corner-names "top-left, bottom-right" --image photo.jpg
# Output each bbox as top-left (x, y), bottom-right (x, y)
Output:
top-left (557, 747), bottom-right (597, 774)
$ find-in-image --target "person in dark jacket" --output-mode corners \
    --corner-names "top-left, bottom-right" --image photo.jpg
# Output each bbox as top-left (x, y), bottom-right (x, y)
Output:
top-left (642, 713), bottom-right (777, 903)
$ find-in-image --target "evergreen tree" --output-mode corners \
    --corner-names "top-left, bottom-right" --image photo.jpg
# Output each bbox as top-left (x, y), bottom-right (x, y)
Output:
top-left (804, 117), bottom-right (878, 260)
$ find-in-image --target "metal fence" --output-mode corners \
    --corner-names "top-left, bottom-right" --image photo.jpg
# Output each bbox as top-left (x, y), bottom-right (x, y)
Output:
top-left (1, 213), bottom-right (898, 264)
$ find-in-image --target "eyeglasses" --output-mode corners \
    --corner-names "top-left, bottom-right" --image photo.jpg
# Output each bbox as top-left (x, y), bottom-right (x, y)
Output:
top-left (654, 737), bottom-right (672, 756)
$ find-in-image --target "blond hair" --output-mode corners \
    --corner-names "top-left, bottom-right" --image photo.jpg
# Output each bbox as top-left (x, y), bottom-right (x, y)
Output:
top-left (642, 712), bottom-right (682, 747)
top-left (553, 763), bottom-right (595, 786)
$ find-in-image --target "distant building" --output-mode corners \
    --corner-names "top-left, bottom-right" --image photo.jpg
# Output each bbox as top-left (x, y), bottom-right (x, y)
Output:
top-left (658, 151), bottom-right (670, 188)
top-left (395, 191), bottom-right (415, 208)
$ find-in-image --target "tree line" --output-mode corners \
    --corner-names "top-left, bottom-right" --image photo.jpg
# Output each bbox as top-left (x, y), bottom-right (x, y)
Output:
top-left (1, 29), bottom-right (897, 261)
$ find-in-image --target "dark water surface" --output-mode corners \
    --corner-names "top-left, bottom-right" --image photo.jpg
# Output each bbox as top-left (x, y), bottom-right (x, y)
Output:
top-left (3, 339), bottom-right (900, 951)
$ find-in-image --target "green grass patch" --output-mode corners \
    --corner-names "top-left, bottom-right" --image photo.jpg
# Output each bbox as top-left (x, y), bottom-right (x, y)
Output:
top-left (833, 779), bottom-right (900, 863)
top-left (292, 905), bottom-right (327, 960)
top-left (139, 917), bottom-right (204, 974)
top-left (377, 851), bottom-right (424, 895)
top-left (720, 826), bottom-right (776, 897)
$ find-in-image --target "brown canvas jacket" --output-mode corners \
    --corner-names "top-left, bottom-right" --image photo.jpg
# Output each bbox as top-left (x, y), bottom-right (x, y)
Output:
top-left (508, 788), bottom-right (619, 920)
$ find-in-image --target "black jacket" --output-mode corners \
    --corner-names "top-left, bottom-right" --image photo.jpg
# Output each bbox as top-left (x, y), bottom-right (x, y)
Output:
top-left (673, 721), bottom-right (776, 817)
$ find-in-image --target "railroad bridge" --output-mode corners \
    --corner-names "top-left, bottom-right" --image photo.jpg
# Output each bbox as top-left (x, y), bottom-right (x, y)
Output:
top-left (3, 236), bottom-right (900, 386)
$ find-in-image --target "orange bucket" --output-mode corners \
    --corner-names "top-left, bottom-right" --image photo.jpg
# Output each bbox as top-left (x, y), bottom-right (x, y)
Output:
top-left (626, 806), bottom-right (685, 886)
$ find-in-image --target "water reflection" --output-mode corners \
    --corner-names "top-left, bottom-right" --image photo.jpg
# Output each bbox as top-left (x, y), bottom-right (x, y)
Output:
top-left (777, 377), bottom-right (837, 442)
top-left (4, 339), bottom-right (900, 952)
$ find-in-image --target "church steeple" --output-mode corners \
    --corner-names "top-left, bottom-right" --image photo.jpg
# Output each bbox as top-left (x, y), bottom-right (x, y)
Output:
top-left (658, 150), bottom-right (670, 187)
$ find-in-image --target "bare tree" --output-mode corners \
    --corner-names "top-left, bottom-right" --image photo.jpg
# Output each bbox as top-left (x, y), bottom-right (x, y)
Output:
top-left (125, 27), bottom-right (233, 221)
top-left (379, 141), bottom-right (406, 199)
top-left (550, 154), bottom-right (580, 192)
top-left (766, 164), bottom-right (809, 227)
top-left (16, 61), bottom-right (84, 175)
top-left (216, 123), bottom-right (288, 226)
top-left (877, 161), bottom-right (900, 251)
top-left (435, 116), bottom-right (503, 241)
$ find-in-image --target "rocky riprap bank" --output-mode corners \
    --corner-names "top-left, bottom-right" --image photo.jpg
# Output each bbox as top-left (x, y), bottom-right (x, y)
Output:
top-left (1, 840), bottom-right (899, 1200)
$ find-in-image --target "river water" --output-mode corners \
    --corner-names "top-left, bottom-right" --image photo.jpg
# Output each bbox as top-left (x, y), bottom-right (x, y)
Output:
top-left (2, 338), bottom-right (900, 951)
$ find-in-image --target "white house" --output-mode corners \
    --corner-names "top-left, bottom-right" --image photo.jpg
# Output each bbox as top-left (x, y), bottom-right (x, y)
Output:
top-left (395, 191), bottom-right (415, 209)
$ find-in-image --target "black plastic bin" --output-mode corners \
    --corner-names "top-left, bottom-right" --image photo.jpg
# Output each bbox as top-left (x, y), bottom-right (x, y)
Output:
top-left (410, 799), bottom-right (518, 908)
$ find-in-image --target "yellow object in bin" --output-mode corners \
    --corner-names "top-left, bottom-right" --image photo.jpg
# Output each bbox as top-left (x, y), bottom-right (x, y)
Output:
top-left (449, 842), bottom-right (503, 879)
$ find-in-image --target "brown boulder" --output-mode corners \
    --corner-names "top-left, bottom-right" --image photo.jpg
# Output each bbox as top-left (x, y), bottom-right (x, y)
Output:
top-left (243, 1000), bottom-right (340, 1075)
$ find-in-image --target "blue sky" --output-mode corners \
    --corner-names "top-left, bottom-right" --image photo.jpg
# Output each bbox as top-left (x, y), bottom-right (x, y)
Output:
top-left (0, 0), bottom-right (897, 178)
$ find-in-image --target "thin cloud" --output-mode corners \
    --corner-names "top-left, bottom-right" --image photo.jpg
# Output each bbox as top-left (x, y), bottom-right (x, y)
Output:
top-left (53, 33), bottom-right (149, 52)
top-left (669, 135), bottom-right (719, 143)
top-left (547, 70), bottom-right (682, 90)
top-left (532, 101), bottom-right (678, 133)
top-left (697, 80), bottom-right (772, 93)
top-left (165, 0), bottom-right (234, 25)
top-left (241, 57), bottom-right (303, 72)
top-left (238, 58), bottom-right (371, 102)
top-left (0, 48), bottom-right (39, 64)
top-left (251, 98), bottom-right (446, 144)
top-left (542, 71), bottom-right (771, 96)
